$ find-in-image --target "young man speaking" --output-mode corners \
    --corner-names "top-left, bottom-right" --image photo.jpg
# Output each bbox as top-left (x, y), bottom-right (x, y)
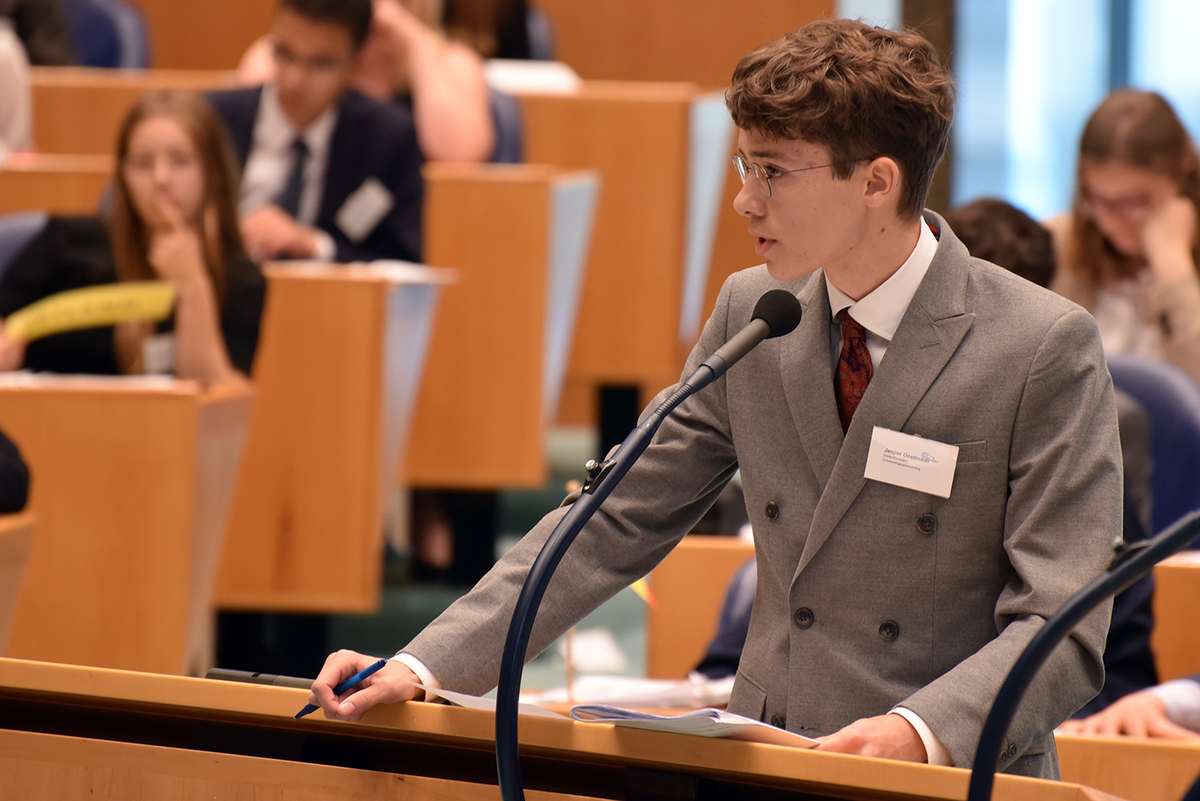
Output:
top-left (306, 19), bottom-right (1120, 777)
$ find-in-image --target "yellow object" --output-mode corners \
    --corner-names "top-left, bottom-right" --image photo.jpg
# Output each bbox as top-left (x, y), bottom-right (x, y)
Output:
top-left (630, 578), bottom-right (657, 609)
top-left (5, 281), bottom-right (176, 343)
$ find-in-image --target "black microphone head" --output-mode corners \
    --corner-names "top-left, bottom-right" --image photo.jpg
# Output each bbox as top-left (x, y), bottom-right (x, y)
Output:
top-left (752, 289), bottom-right (802, 339)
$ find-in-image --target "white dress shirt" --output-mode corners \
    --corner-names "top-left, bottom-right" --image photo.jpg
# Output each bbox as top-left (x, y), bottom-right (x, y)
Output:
top-left (239, 81), bottom-right (338, 260)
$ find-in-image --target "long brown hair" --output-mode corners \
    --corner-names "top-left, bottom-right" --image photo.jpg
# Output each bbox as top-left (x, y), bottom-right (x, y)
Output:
top-left (109, 89), bottom-right (246, 304)
top-left (1067, 89), bottom-right (1200, 284)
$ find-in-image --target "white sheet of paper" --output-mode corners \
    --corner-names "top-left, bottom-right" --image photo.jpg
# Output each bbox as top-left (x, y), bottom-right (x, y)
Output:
top-left (864, 426), bottom-right (959, 499)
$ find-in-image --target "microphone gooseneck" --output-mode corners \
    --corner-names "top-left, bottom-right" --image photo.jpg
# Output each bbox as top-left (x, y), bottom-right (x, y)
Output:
top-left (967, 509), bottom-right (1200, 801)
top-left (494, 290), bottom-right (801, 801)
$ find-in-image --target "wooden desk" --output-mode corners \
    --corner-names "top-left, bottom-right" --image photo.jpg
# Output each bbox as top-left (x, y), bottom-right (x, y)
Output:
top-left (0, 657), bottom-right (1125, 801)
top-left (1057, 733), bottom-right (1200, 801)
top-left (1151, 552), bottom-right (1200, 681)
top-left (0, 153), bottom-right (112, 215)
top-left (517, 83), bottom-right (737, 420)
top-left (0, 377), bottom-right (252, 675)
top-left (411, 163), bottom-right (597, 489)
top-left (30, 67), bottom-right (235, 155)
top-left (216, 263), bottom-right (444, 614)
top-left (646, 535), bottom-right (755, 679)
top-left (0, 512), bottom-right (34, 654)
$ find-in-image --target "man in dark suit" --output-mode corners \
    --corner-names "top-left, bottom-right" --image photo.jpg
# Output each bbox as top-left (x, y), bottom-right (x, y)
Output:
top-left (209, 0), bottom-right (422, 264)
top-left (305, 20), bottom-right (1120, 776)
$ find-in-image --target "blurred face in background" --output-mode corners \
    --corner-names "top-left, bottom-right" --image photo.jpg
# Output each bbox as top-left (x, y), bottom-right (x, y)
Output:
top-left (1081, 159), bottom-right (1182, 258)
top-left (121, 113), bottom-right (205, 232)
top-left (270, 8), bottom-right (358, 129)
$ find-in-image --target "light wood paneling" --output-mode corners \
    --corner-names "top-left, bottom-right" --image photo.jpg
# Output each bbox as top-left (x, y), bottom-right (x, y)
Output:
top-left (30, 67), bottom-right (236, 155)
top-left (128, 0), bottom-right (274, 70)
top-left (646, 535), bottom-right (755, 679)
top-left (535, 0), bottom-right (834, 86)
top-left (1152, 553), bottom-right (1200, 681)
top-left (0, 154), bottom-right (112, 215)
top-left (0, 380), bottom-right (251, 675)
top-left (0, 513), bottom-right (34, 654)
top-left (1057, 733), bottom-right (1200, 801)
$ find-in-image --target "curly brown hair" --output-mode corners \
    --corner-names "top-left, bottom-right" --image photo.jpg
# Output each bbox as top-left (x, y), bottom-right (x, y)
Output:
top-left (1065, 89), bottom-right (1200, 284)
top-left (726, 19), bottom-right (954, 220)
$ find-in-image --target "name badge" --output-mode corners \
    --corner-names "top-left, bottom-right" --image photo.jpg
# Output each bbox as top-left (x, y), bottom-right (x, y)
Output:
top-left (336, 177), bottom-right (395, 243)
top-left (864, 426), bottom-right (959, 499)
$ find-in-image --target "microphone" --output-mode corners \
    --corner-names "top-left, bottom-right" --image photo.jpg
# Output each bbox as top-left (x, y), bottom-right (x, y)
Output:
top-left (495, 290), bottom-right (801, 801)
top-left (681, 288), bottom-right (803, 394)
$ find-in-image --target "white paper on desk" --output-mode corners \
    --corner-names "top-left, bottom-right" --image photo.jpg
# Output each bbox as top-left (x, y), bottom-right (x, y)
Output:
top-left (569, 705), bottom-right (818, 748)
top-left (404, 680), bottom-right (566, 719)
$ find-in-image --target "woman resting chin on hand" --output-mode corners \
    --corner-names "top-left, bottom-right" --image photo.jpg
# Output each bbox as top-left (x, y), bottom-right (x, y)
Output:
top-left (0, 90), bottom-right (265, 383)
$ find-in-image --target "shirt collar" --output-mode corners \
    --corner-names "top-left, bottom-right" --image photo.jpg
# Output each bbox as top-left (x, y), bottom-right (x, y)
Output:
top-left (825, 219), bottom-right (938, 343)
top-left (257, 81), bottom-right (338, 158)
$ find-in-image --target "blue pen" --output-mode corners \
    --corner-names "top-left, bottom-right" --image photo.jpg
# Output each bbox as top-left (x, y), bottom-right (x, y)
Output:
top-left (294, 657), bottom-right (389, 719)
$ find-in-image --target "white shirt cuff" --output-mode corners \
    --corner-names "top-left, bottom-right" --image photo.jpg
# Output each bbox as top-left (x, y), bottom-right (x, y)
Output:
top-left (1146, 678), bottom-right (1200, 731)
top-left (392, 652), bottom-right (443, 701)
top-left (312, 228), bottom-right (337, 261)
top-left (891, 707), bottom-right (952, 766)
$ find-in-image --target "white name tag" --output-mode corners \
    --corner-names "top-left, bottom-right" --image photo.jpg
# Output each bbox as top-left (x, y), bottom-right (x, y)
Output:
top-left (335, 177), bottom-right (395, 243)
top-left (864, 426), bottom-right (959, 499)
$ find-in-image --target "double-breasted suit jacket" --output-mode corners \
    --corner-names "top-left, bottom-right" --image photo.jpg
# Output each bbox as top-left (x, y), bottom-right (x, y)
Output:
top-left (405, 212), bottom-right (1121, 777)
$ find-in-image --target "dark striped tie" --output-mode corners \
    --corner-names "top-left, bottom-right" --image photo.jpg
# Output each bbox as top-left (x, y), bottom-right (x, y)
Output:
top-left (275, 137), bottom-right (309, 218)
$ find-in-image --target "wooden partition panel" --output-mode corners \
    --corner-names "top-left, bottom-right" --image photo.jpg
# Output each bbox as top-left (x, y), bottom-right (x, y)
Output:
top-left (1057, 734), bottom-right (1200, 801)
top-left (0, 154), bottom-right (112, 215)
top-left (1151, 553), bottom-right (1200, 681)
top-left (217, 265), bottom-right (441, 613)
top-left (534, 0), bottom-right (833, 85)
top-left (0, 658), bottom-right (1124, 801)
top-left (128, 0), bottom-right (273, 70)
top-left (646, 535), bottom-right (755, 679)
top-left (0, 513), bottom-right (34, 654)
top-left (412, 163), bottom-right (594, 489)
top-left (0, 379), bottom-right (251, 675)
top-left (30, 67), bottom-right (235, 155)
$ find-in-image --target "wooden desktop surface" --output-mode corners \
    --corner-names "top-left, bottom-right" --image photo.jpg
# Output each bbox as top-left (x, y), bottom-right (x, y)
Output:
top-left (0, 657), bottom-right (1124, 801)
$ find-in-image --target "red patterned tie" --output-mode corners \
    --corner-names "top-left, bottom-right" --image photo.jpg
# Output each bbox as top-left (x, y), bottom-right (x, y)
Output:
top-left (835, 309), bottom-right (873, 433)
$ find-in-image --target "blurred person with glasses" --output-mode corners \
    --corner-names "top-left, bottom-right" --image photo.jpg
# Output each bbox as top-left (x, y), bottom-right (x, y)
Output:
top-left (209, 0), bottom-right (424, 264)
top-left (1047, 90), bottom-right (1200, 385)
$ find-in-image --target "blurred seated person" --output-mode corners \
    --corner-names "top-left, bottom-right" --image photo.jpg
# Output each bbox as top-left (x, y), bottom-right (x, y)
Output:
top-left (0, 90), bottom-right (264, 384)
top-left (693, 198), bottom-right (1159, 716)
top-left (1059, 674), bottom-right (1200, 739)
top-left (0, 17), bottom-right (31, 158)
top-left (1046, 90), bottom-right (1200, 386)
top-left (0, 0), bottom-right (74, 65)
top-left (212, 0), bottom-right (423, 263)
top-left (238, 0), bottom-right (494, 163)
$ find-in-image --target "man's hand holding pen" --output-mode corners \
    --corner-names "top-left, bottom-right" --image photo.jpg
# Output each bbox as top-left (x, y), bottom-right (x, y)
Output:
top-left (307, 650), bottom-right (423, 721)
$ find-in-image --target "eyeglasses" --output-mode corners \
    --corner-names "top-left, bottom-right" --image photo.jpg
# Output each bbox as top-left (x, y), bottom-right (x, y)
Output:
top-left (732, 153), bottom-right (868, 199)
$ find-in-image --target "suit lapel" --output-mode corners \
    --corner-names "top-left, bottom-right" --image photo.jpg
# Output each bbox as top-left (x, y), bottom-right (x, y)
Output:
top-left (780, 275), bottom-right (843, 490)
top-left (318, 93), bottom-right (358, 228)
top-left (795, 216), bottom-right (976, 575)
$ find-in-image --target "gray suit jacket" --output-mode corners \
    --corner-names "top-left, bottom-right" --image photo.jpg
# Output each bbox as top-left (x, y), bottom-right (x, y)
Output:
top-left (405, 212), bottom-right (1121, 777)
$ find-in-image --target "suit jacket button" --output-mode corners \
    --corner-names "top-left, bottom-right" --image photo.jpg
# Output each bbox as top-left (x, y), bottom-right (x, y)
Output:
top-left (794, 607), bottom-right (814, 629)
top-left (771, 714), bottom-right (785, 728)
top-left (1007, 743), bottom-right (1018, 758)
top-left (917, 513), bottom-right (937, 534)
top-left (765, 501), bottom-right (779, 520)
top-left (878, 620), bottom-right (899, 641)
